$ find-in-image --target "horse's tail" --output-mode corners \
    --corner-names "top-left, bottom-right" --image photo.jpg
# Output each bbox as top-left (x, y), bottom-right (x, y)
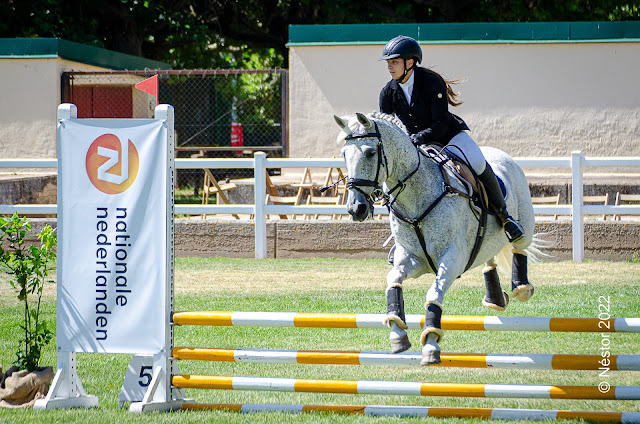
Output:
top-left (495, 233), bottom-right (553, 275)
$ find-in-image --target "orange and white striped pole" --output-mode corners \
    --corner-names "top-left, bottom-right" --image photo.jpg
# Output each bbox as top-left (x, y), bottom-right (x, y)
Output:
top-left (183, 402), bottom-right (640, 423)
top-left (172, 375), bottom-right (640, 400)
top-left (171, 347), bottom-right (640, 371)
top-left (172, 311), bottom-right (640, 333)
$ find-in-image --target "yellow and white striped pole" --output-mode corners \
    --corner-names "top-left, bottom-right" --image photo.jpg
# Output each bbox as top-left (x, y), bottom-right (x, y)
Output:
top-left (172, 375), bottom-right (640, 400)
top-left (182, 403), bottom-right (640, 422)
top-left (172, 347), bottom-right (640, 371)
top-left (171, 311), bottom-right (640, 333)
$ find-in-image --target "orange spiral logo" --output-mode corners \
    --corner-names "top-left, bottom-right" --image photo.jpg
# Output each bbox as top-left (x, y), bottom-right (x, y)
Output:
top-left (86, 134), bottom-right (139, 194)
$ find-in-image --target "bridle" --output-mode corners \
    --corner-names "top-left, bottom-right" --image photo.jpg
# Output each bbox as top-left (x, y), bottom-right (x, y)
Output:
top-left (343, 122), bottom-right (421, 209)
top-left (343, 123), bottom-right (388, 205)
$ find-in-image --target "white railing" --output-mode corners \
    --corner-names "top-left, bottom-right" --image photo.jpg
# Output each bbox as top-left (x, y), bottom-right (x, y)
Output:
top-left (1, 151), bottom-right (640, 261)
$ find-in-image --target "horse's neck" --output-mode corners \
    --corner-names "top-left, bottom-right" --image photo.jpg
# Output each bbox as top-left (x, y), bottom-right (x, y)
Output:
top-left (385, 145), bottom-right (443, 216)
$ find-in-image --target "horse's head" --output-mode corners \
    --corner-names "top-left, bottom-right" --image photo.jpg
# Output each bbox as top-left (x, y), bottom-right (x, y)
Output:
top-left (335, 113), bottom-right (386, 222)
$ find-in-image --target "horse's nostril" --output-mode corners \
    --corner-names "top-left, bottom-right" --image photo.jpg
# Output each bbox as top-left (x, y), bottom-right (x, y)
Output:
top-left (356, 203), bottom-right (368, 215)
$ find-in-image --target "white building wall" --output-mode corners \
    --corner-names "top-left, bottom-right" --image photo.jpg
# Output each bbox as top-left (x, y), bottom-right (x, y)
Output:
top-left (289, 42), bottom-right (640, 159)
top-left (0, 58), bottom-right (107, 159)
top-left (0, 59), bottom-right (59, 158)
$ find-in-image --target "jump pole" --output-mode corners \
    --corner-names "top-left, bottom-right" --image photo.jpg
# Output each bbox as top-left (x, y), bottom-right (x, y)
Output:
top-left (172, 375), bottom-right (640, 400)
top-left (172, 347), bottom-right (640, 371)
top-left (183, 403), bottom-right (640, 423)
top-left (172, 311), bottom-right (640, 333)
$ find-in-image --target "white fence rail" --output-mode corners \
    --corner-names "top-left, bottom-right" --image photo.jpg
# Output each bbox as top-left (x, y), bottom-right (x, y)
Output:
top-left (1, 152), bottom-right (640, 261)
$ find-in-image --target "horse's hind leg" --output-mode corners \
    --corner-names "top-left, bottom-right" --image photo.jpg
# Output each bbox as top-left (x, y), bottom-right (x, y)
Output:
top-left (384, 284), bottom-right (411, 353)
top-left (482, 259), bottom-right (509, 311)
top-left (511, 250), bottom-right (534, 301)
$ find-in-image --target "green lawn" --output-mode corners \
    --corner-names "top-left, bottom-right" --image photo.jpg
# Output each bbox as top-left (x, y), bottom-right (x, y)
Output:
top-left (1, 258), bottom-right (639, 423)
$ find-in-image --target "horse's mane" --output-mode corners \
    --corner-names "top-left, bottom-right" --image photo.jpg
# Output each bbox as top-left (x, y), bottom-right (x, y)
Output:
top-left (369, 111), bottom-right (409, 136)
top-left (336, 111), bottom-right (409, 145)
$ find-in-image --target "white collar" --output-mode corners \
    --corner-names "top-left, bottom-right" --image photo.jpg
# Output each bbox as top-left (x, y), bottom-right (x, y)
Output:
top-left (399, 70), bottom-right (414, 104)
top-left (400, 69), bottom-right (415, 88)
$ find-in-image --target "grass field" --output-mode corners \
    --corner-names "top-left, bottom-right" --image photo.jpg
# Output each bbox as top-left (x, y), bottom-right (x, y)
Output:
top-left (1, 258), bottom-right (639, 423)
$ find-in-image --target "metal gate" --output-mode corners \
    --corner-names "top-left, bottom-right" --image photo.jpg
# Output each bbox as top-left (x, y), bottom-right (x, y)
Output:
top-left (61, 69), bottom-right (288, 192)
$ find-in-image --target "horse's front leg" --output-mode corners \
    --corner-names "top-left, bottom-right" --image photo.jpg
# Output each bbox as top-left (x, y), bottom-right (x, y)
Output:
top-left (384, 245), bottom-right (425, 354)
top-left (420, 253), bottom-right (465, 366)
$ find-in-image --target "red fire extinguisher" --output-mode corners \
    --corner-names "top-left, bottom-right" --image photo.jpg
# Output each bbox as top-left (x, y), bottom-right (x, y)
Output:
top-left (231, 122), bottom-right (244, 155)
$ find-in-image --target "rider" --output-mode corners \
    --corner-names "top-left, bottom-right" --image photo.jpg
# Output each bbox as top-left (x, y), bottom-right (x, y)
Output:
top-left (379, 35), bottom-right (524, 243)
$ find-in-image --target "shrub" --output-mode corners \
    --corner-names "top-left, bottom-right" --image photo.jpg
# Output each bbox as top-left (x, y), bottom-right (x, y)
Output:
top-left (0, 213), bottom-right (56, 371)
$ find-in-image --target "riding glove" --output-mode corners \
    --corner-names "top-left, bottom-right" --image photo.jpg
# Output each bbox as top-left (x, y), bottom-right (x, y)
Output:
top-left (410, 133), bottom-right (425, 146)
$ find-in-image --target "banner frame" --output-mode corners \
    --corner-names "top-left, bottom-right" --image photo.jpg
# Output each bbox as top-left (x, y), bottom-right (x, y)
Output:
top-left (35, 103), bottom-right (182, 411)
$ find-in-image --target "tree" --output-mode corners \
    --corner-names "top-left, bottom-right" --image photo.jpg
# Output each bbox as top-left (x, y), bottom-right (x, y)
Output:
top-left (1, 0), bottom-right (638, 68)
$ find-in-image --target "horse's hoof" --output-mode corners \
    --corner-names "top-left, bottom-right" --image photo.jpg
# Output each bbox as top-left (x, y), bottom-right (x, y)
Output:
top-left (512, 284), bottom-right (534, 302)
top-left (420, 345), bottom-right (441, 366)
top-left (390, 334), bottom-right (411, 354)
top-left (482, 290), bottom-right (509, 311)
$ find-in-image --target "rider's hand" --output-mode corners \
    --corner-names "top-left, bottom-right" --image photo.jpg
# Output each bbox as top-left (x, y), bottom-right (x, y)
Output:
top-left (410, 133), bottom-right (424, 146)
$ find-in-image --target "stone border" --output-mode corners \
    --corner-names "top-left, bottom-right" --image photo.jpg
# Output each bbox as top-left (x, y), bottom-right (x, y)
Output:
top-left (23, 218), bottom-right (639, 261)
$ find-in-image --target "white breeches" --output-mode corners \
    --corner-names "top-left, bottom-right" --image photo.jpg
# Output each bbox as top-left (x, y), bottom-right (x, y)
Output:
top-left (444, 132), bottom-right (486, 175)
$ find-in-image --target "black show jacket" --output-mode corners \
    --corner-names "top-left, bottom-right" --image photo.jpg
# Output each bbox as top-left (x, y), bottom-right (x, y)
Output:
top-left (379, 67), bottom-right (469, 148)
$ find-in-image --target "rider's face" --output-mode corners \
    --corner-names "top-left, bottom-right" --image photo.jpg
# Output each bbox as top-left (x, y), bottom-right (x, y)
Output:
top-left (386, 58), bottom-right (414, 81)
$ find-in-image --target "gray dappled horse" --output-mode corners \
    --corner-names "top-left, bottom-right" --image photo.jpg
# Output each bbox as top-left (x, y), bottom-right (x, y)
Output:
top-left (336, 112), bottom-right (537, 366)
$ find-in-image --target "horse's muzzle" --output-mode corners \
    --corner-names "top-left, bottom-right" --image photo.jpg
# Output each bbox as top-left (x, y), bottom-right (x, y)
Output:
top-left (346, 190), bottom-right (373, 222)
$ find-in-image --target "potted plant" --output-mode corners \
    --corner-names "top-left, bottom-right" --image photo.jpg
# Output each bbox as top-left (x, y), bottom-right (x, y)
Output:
top-left (0, 213), bottom-right (56, 408)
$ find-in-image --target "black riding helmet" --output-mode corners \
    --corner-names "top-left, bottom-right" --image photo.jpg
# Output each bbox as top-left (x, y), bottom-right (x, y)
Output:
top-left (379, 36), bottom-right (422, 81)
top-left (379, 35), bottom-right (422, 64)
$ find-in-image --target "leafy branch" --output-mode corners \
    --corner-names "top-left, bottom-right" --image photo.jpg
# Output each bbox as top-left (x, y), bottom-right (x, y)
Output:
top-left (0, 213), bottom-right (56, 372)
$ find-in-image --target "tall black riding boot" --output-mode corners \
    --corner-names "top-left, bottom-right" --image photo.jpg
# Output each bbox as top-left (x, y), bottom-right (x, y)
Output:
top-left (478, 164), bottom-right (524, 243)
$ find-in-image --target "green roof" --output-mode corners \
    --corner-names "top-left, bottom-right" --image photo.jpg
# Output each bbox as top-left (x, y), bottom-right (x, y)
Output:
top-left (0, 38), bottom-right (171, 70)
top-left (288, 21), bottom-right (640, 45)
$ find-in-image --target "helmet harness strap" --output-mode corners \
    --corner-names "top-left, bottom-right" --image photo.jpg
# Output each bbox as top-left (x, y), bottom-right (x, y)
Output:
top-left (401, 58), bottom-right (414, 82)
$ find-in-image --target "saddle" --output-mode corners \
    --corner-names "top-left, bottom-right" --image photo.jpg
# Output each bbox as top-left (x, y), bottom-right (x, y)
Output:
top-left (421, 146), bottom-right (506, 213)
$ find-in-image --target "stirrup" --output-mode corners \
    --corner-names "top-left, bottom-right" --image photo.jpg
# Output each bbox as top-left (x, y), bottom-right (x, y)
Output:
top-left (496, 207), bottom-right (524, 243)
top-left (503, 218), bottom-right (524, 243)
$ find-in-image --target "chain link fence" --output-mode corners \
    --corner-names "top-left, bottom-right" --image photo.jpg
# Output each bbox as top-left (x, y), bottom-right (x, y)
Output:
top-left (61, 69), bottom-right (288, 196)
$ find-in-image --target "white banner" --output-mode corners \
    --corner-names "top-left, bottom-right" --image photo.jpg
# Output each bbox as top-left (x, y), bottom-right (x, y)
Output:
top-left (57, 117), bottom-right (169, 354)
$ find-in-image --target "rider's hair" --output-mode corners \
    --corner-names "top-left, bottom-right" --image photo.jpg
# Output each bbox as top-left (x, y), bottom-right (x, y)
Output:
top-left (421, 67), bottom-right (465, 107)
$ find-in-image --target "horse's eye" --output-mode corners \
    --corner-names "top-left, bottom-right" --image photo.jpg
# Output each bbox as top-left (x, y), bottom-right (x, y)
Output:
top-left (362, 146), bottom-right (376, 158)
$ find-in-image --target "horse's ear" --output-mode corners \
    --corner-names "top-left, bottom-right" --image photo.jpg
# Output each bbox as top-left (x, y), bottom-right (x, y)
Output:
top-left (334, 115), bottom-right (348, 130)
top-left (356, 113), bottom-right (373, 130)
